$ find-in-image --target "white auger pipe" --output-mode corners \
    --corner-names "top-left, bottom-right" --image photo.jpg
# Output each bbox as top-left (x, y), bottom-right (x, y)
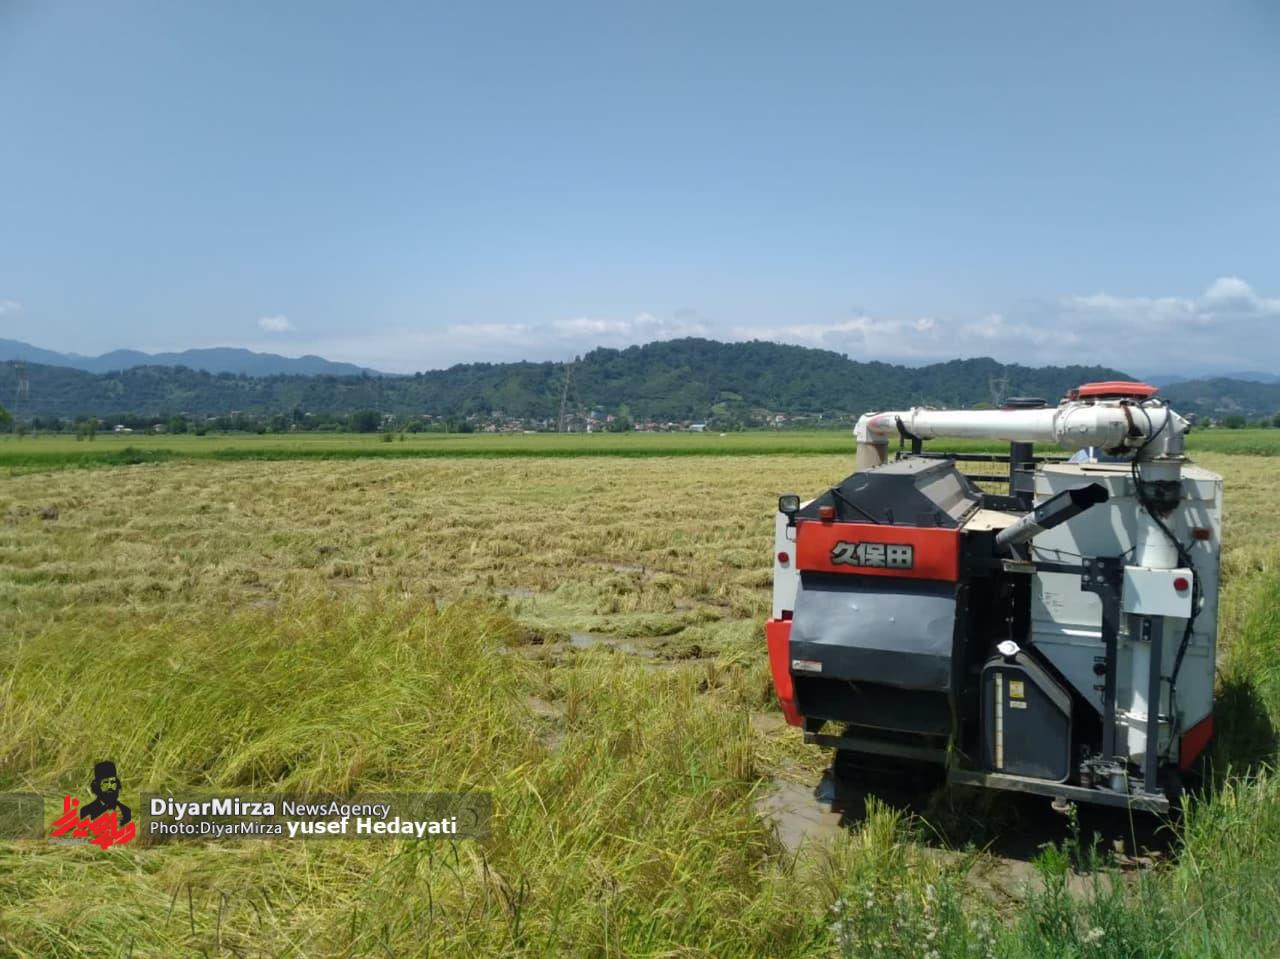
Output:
top-left (853, 402), bottom-right (1188, 470)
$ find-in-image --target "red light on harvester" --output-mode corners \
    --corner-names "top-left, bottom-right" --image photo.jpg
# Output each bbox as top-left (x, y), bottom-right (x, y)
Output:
top-left (777, 551), bottom-right (790, 564)
top-left (818, 505), bottom-right (835, 521)
top-left (1174, 576), bottom-right (1190, 592)
top-left (1192, 528), bottom-right (1212, 541)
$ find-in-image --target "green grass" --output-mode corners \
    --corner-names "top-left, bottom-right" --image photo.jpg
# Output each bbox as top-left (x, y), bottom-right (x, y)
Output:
top-left (0, 429), bottom-right (1019, 474)
top-left (0, 430), bottom-right (865, 472)
top-left (1187, 428), bottom-right (1280, 456)
top-left (3, 427), bottom-right (1277, 474)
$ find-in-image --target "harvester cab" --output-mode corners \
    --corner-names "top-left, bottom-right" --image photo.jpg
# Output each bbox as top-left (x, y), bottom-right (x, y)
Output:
top-left (767, 383), bottom-right (1219, 812)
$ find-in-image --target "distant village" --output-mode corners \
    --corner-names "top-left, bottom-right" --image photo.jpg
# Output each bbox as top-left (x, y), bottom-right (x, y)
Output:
top-left (8, 403), bottom-right (1275, 438)
top-left (14, 406), bottom-right (835, 437)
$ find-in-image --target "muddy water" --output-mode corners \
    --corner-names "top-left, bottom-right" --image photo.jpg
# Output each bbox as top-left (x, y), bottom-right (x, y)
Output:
top-left (755, 761), bottom-right (1172, 905)
top-left (754, 777), bottom-right (845, 853)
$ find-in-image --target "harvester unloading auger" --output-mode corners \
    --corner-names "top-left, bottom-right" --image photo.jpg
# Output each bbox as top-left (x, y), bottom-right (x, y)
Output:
top-left (767, 382), bottom-right (1220, 812)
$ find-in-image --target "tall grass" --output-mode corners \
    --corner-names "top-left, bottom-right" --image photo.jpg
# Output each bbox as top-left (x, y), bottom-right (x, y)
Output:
top-left (2, 452), bottom-right (1280, 955)
top-left (0, 598), bottom-right (829, 956)
top-left (6, 586), bottom-right (1277, 956)
top-left (1168, 571), bottom-right (1280, 958)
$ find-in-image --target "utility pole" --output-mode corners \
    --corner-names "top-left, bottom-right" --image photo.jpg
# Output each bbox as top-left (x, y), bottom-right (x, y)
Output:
top-left (13, 362), bottom-right (28, 424)
top-left (988, 369), bottom-right (1009, 408)
top-left (558, 361), bottom-right (574, 432)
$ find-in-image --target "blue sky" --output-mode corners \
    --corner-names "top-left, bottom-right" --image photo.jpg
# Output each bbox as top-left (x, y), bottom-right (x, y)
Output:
top-left (1, 1), bottom-right (1278, 374)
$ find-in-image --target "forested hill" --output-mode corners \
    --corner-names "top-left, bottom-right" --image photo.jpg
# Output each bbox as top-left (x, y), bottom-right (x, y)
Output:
top-left (0, 337), bottom-right (1272, 422)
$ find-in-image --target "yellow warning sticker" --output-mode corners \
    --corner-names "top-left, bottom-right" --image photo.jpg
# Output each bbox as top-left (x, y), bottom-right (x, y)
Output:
top-left (1009, 680), bottom-right (1025, 699)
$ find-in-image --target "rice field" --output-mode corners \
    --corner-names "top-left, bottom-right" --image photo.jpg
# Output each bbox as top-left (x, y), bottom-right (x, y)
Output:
top-left (0, 426), bottom-right (1277, 474)
top-left (1, 448), bottom-right (1278, 956)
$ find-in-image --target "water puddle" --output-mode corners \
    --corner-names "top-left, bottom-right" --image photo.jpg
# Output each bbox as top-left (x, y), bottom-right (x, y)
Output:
top-left (754, 776), bottom-right (846, 854)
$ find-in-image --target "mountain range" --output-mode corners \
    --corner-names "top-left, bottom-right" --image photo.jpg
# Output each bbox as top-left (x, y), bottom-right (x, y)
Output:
top-left (0, 338), bottom-right (374, 377)
top-left (1145, 371), bottom-right (1280, 387)
top-left (1, 336), bottom-right (1277, 423)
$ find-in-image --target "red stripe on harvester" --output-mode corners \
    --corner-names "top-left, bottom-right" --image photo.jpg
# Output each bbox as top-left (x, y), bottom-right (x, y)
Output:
top-left (765, 619), bottom-right (801, 727)
top-left (1180, 712), bottom-right (1214, 770)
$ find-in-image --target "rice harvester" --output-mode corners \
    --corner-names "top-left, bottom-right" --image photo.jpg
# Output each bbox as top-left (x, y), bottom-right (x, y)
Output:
top-left (767, 382), bottom-right (1220, 812)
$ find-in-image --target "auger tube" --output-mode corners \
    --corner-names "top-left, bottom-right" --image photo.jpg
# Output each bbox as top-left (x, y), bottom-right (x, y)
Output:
top-left (853, 402), bottom-right (1188, 470)
top-left (994, 483), bottom-right (1110, 551)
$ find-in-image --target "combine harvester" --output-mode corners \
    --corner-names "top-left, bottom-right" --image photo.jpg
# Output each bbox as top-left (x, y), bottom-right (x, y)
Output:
top-left (767, 383), bottom-right (1219, 812)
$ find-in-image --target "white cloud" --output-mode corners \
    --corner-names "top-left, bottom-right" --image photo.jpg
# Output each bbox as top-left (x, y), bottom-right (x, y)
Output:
top-left (257, 314), bottom-right (295, 333)
top-left (961, 311), bottom-right (1078, 348)
top-left (726, 276), bottom-right (1280, 371)
top-left (972, 276), bottom-right (1280, 369)
top-left (1199, 276), bottom-right (1280, 313)
top-left (731, 313), bottom-right (946, 359)
top-left (1202, 276), bottom-right (1254, 305)
top-left (1064, 276), bottom-right (1280, 328)
top-left (553, 311), bottom-right (708, 341)
top-left (241, 277), bottom-right (1280, 374)
top-left (551, 317), bottom-right (623, 337)
top-left (0, 300), bottom-right (21, 316)
top-left (267, 311), bottom-right (709, 372)
top-left (447, 322), bottom-right (534, 339)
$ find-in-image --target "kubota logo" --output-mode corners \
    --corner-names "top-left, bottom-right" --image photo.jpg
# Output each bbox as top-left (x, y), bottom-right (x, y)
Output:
top-left (830, 541), bottom-right (914, 569)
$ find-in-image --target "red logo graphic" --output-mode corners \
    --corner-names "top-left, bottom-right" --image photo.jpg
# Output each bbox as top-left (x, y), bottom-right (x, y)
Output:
top-left (50, 760), bottom-right (135, 850)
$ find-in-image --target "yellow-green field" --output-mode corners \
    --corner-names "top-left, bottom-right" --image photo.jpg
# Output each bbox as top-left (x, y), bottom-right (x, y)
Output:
top-left (1, 450), bottom-right (1278, 956)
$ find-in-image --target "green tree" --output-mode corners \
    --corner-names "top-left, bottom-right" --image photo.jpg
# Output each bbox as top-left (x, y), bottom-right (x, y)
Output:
top-left (350, 409), bottom-right (381, 433)
top-left (168, 414), bottom-right (189, 434)
top-left (0, 404), bottom-right (12, 433)
top-left (1223, 414), bottom-right (1247, 430)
